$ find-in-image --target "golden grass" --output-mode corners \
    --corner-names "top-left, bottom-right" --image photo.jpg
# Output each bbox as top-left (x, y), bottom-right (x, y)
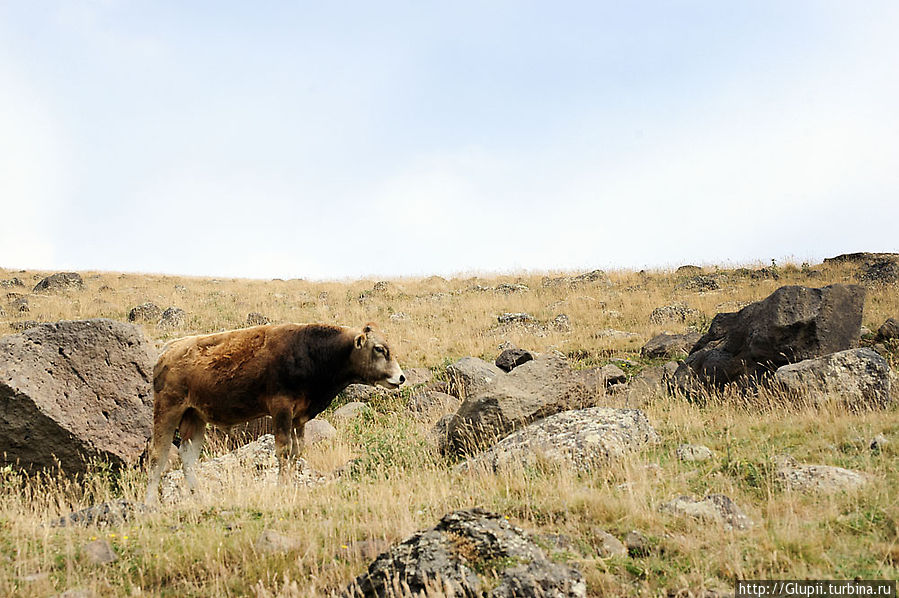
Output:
top-left (0, 261), bottom-right (897, 597)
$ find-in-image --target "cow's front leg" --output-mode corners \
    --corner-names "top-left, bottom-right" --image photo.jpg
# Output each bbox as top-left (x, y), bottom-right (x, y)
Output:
top-left (272, 408), bottom-right (294, 483)
top-left (291, 414), bottom-right (310, 466)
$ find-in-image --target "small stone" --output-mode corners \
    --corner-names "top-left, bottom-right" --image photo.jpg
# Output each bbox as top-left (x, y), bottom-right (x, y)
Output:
top-left (82, 539), bottom-right (117, 564)
top-left (246, 312), bottom-right (271, 326)
top-left (128, 302), bottom-right (161, 322)
top-left (624, 530), bottom-right (651, 557)
top-left (495, 348), bottom-right (535, 372)
top-left (158, 306), bottom-right (186, 328)
top-left (774, 455), bottom-right (868, 494)
top-left (870, 434), bottom-right (888, 452)
top-left (304, 419), bottom-right (337, 444)
top-left (659, 494), bottom-right (753, 530)
top-left (401, 367), bottom-right (432, 386)
top-left (592, 529), bottom-right (627, 558)
top-left (676, 444), bottom-right (714, 462)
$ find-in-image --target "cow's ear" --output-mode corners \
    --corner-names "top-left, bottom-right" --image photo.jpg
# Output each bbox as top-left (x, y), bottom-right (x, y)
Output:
top-left (354, 333), bottom-right (366, 349)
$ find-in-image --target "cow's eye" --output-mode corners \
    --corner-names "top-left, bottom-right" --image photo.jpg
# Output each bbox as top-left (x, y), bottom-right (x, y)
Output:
top-left (374, 345), bottom-right (386, 355)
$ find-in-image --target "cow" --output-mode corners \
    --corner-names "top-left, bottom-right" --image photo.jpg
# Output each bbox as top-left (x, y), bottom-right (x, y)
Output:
top-left (144, 322), bottom-right (404, 504)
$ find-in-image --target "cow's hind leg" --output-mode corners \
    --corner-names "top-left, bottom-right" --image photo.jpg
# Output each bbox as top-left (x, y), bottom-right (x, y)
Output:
top-left (178, 409), bottom-right (206, 493)
top-left (145, 397), bottom-right (187, 506)
top-left (273, 408), bottom-right (294, 483)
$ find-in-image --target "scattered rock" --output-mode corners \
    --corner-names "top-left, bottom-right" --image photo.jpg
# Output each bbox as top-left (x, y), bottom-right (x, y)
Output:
top-left (445, 357), bottom-right (504, 399)
top-left (8, 320), bottom-right (41, 332)
top-left (33, 272), bottom-right (83, 293)
top-left (458, 407), bottom-right (659, 472)
top-left (675, 444), bottom-right (714, 463)
top-left (158, 306), bottom-right (186, 328)
top-left (659, 494), bottom-right (753, 530)
top-left (347, 508), bottom-right (586, 598)
top-left (552, 313), bottom-right (571, 332)
top-left (774, 455), bottom-right (868, 494)
top-left (624, 530), bottom-right (651, 557)
top-left (246, 312), bottom-right (271, 326)
top-left (256, 529), bottom-right (302, 553)
top-left (0, 277), bottom-right (24, 288)
top-left (0, 319), bottom-right (156, 474)
top-left (876, 318), bottom-right (899, 342)
top-left (824, 252), bottom-right (899, 265)
top-left (498, 312), bottom-right (537, 325)
top-left (341, 384), bottom-right (392, 402)
top-left (388, 312), bottom-right (408, 322)
top-left (574, 365), bottom-right (627, 391)
top-left (858, 258), bottom-right (899, 286)
top-left (332, 402), bottom-right (372, 420)
top-left (870, 434), bottom-right (888, 452)
top-left (678, 284), bottom-right (865, 388)
top-left (591, 529), bottom-right (627, 558)
top-left (408, 391), bottom-right (460, 422)
top-left (82, 539), bottom-right (117, 565)
top-left (773, 348), bottom-right (892, 410)
top-left (496, 283), bottom-right (529, 294)
top-left (641, 332), bottom-right (701, 359)
top-left (304, 419), bottom-right (337, 445)
top-left (495, 348), bottom-right (535, 372)
top-left (127, 302), bottom-right (161, 322)
top-left (649, 303), bottom-right (702, 325)
top-left (676, 265), bottom-right (703, 275)
top-left (51, 500), bottom-right (148, 527)
top-left (676, 274), bottom-right (723, 292)
top-left (10, 295), bottom-right (29, 313)
top-left (444, 353), bottom-right (591, 455)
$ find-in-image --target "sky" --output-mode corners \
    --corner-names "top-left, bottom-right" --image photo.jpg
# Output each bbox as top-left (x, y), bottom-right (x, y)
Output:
top-left (1, 1), bottom-right (897, 280)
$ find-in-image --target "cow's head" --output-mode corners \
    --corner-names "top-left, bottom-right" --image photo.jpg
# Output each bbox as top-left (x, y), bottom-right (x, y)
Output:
top-left (351, 323), bottom-right (405, 389)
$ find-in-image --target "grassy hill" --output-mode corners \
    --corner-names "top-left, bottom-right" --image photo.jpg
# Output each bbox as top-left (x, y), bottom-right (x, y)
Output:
top-left (0, 261), bottom-right (896, 597)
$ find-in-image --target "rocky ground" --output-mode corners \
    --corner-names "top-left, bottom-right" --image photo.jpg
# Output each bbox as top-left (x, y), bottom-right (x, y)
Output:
top-left (0, 256), bottom-right (897, 597)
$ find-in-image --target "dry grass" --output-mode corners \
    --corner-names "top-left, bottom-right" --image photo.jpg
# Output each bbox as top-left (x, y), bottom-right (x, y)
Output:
top-left (0, 261), bottom-right (897, 597)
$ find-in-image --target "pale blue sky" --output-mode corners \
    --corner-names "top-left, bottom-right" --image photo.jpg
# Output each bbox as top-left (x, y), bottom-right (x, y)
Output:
top-left (1, 1), bottom-right (897, 279)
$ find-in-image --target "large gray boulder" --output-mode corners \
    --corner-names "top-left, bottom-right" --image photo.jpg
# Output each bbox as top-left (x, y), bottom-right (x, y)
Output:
top-left (773, 348), bottom-right (892, 410)
top-left (0, 319), bottom-right (156, 473)
top-left (445, 357), bottom-right (505, 399)
top-left (443, 353), bottom-right (590, 456)
top-left (677, 284), bottom-right (864, 388)
top-left (774, 455), bottom-right (868, 494)
top-left (459, 407), bottom-right (659, 473)
top-left (347, 508), bottom-right (586, 598)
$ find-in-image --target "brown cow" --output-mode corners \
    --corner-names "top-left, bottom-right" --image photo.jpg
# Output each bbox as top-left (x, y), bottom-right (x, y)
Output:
top-left (144, 322), bottom-right (404, 504)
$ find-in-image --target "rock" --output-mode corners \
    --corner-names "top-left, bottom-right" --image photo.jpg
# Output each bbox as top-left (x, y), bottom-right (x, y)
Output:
top-left (649, 303), bottom-right (702, 325)
top-left (676, 444), bottom-right (714, 462)
top-left (824, 252), bottom-right (899, 265)
top-left (876, 318), bottom-right (899, 341)
top-left (33, 272), bottom-right (83, 293)
top-left (496, 283), bottom-right (529, 294)
top-left (591, 529), bottom-right (627, 558)
top-left (495, 348), bottom-right (534, 372)
top-left (341, 384), bottom-right (391, 402)
top-left (774, 455), bottom-right (867, 494)
top-left (676, 265), bottom-right (703, 275)
top-left (858, 258), bottom-right (899, 285)
top-left (0, 319), bottom-right (155, 474)
top-left (629, 363), bottom-right (679, 395)
top-left (408, 391), bottom-right (460, 422)
top-left (8, 320), bottom-right (41, 332)
top-left (445, 357), bottom-right (505, 399)
top-left (676, 274), bottom-right (723, 292)
top-left (659, 494), bottom-right (753, 530)
top-left (594, 329), bottom-right (641, 341)
top-left (773, 348), bottom-right (892, 410)
top-left (0, 277), bottom-right (24, 288)
top-left (641, 332), bottom-right (702, 359)
top-left (158, 306), bottom-right (185, 328)
top-left (401, 367), bottom-right (432, 386)
top-left (346, 508), bottom-right (586, 598)
top-left (388, 312), bottom-right (408, 322)
top-left (332, 402), bottom-right (372, 420)
top-left (10, 296), bottom-right (29, 313)
top-left (498, 312), bottom-right (537, 325)
top-left (256, 529), bottom-right (302, 553)
top-left (431, 414), bottom-right (454, 453)
top-left (574, 365), bottom-right (627, 392)
top-left (246, 312), bottom-right (271, 326)
top-left (624, 530), bottom-right (651, 557)
top-left (870, 434), bottom-right (888, 451)
top-left (160, 434), bottom-right (326, 501)
top-left (127, 302), bottom-right (161, 323)
top-left (304, 419), bottom-right (337, 445)
top-left (458, 407), bottom-right (659, 472)
top-left (680, 284), bottom-right (865, 388)
top-left (82, 539), bottom-right (117, 565)
top-left (552, 313), bottom-right (571, 332)
top-left (51, 500), bottom-right (148, 527)
top-left (444, 353), bottom-right (589, 455)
